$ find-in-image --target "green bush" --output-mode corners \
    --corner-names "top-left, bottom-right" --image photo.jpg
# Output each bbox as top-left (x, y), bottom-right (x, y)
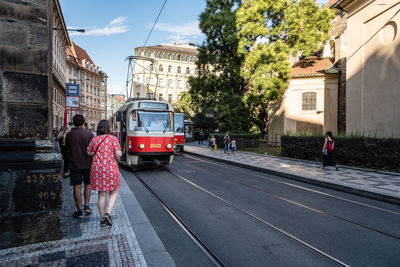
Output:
top-left (281, 135), bottom-right (400, 172)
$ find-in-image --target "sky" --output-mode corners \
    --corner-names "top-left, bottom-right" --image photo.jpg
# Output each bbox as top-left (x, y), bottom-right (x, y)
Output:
top-left (60, 0), bottom-right (329, 97)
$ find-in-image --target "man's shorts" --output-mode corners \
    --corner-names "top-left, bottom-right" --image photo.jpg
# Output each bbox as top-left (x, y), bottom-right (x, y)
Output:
top-left (70, 169), bottom-right (90, 186)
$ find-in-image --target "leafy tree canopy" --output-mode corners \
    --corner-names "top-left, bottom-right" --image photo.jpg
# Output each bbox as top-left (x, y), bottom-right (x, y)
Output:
top-left (189, 0), bottom-right (251, 132)
top-left (236, 0), bottom-right (334, 132)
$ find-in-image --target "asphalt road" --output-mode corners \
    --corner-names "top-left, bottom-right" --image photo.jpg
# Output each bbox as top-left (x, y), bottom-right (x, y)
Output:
top-left (122, 154), bottom-right (400, 267)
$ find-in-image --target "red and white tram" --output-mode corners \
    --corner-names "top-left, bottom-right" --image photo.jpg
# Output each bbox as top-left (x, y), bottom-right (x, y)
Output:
top-left (115, 99), bottom-right (175, 170)
top-left (174, 113), bottom-right (185, 152)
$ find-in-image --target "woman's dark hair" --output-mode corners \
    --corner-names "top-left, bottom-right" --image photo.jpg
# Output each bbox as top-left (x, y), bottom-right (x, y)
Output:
top-left (326, 131), bottom-right (333, 139)
top-left (97, 120), bottom-right (110, 136)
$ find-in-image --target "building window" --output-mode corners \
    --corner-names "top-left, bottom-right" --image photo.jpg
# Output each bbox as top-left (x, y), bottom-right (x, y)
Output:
top-left (159, 94), bottom-right (163, 101)
top-left (168, 54), bottom-right (172, 60)
top-left (186, 67), bottom-right (190, 74)
top-left (177, 80), bottom-right (182, 88)
top-left (177, 66), bottom-right (181, 73)
top-left (150, 52), bottom-right (154, 58)
top-left (140, 51), bottom-right (144, 56)
top-left (302, 92), bottom-right (317, 111)
top-left (194, 69), bottom-right (199, 75)
top-left (146, 92), bottom-right (154, 99)
top-left (159, 78), bottom-right (165, 87)
top-left (136, 92), bottom-right (140, 98)
top-left (159, 65), bottom-right (163, 72)
top-left (150, 64), bottom-right (154, 71)
top-left (168, 65), bottom-right (172, 72)
top-left (168, 94), bottom-right (172, 103)
top-left (177, 55), bottom-right (181, 61)
top-left (159, 53), bottom-right (164, 59)
top-left (186, 56), bottom-right (190, 62)
top-left (168, 79), bottom-right (173, 88)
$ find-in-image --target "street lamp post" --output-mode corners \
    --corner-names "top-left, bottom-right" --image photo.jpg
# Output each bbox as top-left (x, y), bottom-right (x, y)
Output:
top-left (52, 28), bottom-right (85, 33)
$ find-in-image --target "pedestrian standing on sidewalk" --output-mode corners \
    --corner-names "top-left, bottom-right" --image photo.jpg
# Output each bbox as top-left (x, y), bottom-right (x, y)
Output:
top-left (198, 129), bottom-right (204, 144)
top-left (87, 120), bottom-right (122, 227)
top-left (322, 131), bottom-right (339, 171)
top-left (65, 114), bottom-right (94, 218)
top-left (209, 135), bottom-right (216, 152)
top-left (57, 126), bottom-right (69, 177)
top-left (231, 138), bottom-right (237, 152)
top-left (224, 132), bottom-right (231, 153)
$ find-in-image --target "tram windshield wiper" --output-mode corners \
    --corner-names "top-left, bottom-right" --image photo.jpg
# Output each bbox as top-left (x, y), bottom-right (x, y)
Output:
top-left (163, 122), bottom-right (169, 133)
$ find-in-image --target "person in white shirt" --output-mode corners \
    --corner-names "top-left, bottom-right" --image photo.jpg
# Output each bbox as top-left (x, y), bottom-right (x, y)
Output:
top-left (150, 116), bottom-right (164, 131)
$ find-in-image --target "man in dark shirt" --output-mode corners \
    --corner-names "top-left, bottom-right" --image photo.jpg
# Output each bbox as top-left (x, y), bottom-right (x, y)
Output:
top-left (65, 114), bottom-right (94, 218)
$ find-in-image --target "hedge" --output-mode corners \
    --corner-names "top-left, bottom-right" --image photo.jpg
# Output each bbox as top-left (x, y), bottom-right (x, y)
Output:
top-left (281, 135), bottom-right (400, 172)
top-left (207, 133), bottom-right (260, 149)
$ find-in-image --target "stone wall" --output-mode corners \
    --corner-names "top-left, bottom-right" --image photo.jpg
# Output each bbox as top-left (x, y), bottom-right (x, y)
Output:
top-left (0, 140), bottom-right (62, 249)
top-left (0, 0), bottom-right (51, 139)
top-left (0, 0), bottom-right (64, 249)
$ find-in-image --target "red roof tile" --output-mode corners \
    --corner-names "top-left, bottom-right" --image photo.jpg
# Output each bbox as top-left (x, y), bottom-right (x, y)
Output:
top-left (326, 0), bottom-right (339, 7)
top-left (66, 42), bottom-right (104, 75)
top-left (291, 57), bottom-right (334, 77)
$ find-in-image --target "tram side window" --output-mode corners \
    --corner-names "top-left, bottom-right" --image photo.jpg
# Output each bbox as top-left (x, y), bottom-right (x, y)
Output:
top-left (129, 111), bottom-right (137, 130)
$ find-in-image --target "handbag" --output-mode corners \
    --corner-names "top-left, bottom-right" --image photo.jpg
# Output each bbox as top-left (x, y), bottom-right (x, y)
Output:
top-left (323, 149), bottom-right (328, 156)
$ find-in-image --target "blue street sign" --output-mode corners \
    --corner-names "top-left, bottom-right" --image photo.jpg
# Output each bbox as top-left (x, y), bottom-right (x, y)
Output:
top-left (66, 83), bottom-right (79, 96)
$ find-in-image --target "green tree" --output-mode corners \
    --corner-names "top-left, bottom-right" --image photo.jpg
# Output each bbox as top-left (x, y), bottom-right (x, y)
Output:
top-left (173, 92), bottom-right (194, 119)
top-left (236, 0), bottom-right (334, 133)
top-left (189, 0), bottom-right (251, 132)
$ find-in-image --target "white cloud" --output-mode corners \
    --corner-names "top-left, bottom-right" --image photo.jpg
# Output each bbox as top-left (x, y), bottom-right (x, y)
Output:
top-left (154, 20), bottom-right (201, 37)
top-left (70, 16), bottom-right (129, 37)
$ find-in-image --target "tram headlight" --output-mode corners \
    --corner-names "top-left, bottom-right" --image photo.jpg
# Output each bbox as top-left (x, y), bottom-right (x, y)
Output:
top-left (139, 143), bottom-right (145, 150)
top-left (166, 143), bottom-right (172, 149)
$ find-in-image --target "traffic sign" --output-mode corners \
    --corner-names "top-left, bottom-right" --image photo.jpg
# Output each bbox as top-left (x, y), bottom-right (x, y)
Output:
top-left (66, 83), bottom-right (79, 96)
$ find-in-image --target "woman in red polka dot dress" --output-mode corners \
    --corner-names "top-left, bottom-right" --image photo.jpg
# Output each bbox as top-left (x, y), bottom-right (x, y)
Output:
top-left (87, 120), bottom-right (122, 227)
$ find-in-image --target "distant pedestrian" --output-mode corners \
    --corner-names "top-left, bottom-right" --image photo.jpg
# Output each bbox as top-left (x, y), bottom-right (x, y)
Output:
top-left (231, 138), bottom-right (236, 152)
top-left (52, 129), bottom-right (58, 140)
top-left (209, 135), bottom-right (216, 152)
top-left (65, 114), bottom-right (94, 218)
top-left (223, 132), bottom-right (230, 153)
top-left (87, 120), bottom-right (122, 227)
top-left (322, 131), bottom-right (339, 171)
top-left (57, 126), bottom-right (69, 177)
top-left (198, 129), bottom-right (204, 144)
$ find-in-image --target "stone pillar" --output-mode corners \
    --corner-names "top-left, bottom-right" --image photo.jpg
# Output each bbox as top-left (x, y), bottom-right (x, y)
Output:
top-left (0, 0), bottom-right (63, 249)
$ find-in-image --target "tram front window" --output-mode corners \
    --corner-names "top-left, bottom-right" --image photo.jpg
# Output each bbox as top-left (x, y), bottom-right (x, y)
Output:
top-left (134, 111), bottom-right (173, 132)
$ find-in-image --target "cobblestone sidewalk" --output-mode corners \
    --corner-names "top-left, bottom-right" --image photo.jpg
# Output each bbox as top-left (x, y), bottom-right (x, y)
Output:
top-left (185, 143), bottom-right (400, 204)
top-left (0, 177), bottom-right (147, 267)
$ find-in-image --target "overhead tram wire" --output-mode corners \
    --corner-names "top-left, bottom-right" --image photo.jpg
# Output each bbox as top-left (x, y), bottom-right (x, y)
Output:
top-left (125, 0), bottom-right (168, 99)
top-left (137, 0), bottom-right (168, 56)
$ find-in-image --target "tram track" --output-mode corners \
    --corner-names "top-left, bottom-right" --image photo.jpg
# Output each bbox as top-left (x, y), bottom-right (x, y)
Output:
top-left (163, 168), bottom-right (351, 267)
top-left (182, 154), bottom-right (400, 216)
top-left (133, 171), bottom-right (225, 267)
top-left (172, 155), bottom-right (400, 240)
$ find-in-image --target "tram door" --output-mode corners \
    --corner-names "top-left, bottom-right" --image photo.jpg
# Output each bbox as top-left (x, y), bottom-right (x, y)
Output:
top-left (117, 111), bottom-right (127, 161)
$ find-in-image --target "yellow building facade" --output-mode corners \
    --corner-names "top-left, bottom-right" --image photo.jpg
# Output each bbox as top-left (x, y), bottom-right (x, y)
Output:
top-left (132, 44), bottom-right (198, 102)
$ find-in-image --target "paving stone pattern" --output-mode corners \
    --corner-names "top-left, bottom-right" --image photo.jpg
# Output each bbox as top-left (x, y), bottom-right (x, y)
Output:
top-left (0, 178), bottom-right (147, 267)
top-left (185, 143), bottom-right (400, 200)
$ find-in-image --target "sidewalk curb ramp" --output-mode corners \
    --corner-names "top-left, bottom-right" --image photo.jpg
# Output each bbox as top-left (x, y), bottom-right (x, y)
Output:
top-left (184, 151), bottom-right (400, 206)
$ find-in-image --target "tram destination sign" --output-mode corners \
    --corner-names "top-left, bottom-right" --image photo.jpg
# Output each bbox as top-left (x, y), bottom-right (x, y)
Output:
top-left (139, 102), bottom-right (168, 110)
